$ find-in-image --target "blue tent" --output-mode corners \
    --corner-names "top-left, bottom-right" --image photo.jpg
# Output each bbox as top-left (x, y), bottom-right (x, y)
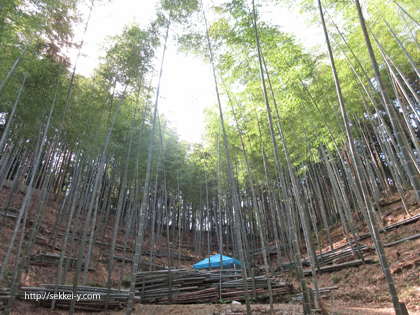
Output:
top-left (193, 254), bottom-right (241, 269)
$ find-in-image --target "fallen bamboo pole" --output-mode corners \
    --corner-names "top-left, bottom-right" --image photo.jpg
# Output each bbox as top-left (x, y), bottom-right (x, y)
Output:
top-left (384, 233), bottom-right (420, 247)
top-left (303, 258), bottom-right (376, 276)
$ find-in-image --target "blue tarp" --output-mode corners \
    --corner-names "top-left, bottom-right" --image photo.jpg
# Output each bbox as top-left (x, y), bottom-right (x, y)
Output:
top-left (193, 254), bottom-right (241, 269)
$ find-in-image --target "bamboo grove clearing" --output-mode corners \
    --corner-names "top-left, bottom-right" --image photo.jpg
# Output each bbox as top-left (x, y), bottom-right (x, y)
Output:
top-left (1, 0), bottom-right (420, 314)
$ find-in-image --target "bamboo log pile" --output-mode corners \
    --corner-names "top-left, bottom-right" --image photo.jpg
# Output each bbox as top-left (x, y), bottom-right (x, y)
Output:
top-left (0, 210), bottom-right (34, 225)
top-left (0, 287), bottom-right (10, 311)
top-left (155, 276), bottom-right (294, 304)
top-left (29, 254), bottom-right (94, 271)
top-left (358, 213), bottom-right (420, 241)
top-left (250, 244), bottom-right (289, 256)
top-left (142, 249), bottom-right (194, 261)
top-left (217, 276), bottom-right (294, 299)
top-left (0, 212), bottom-right (17, 220)
top-left (102, 254), bottom-right (133, 263)
top-left (0, 207), bottom-right (19, 213)
top-left (277, 244), bottom-right (372, 272)
top-left (51, 233), bottom-right (133, 252)
top-left (0, 208), bottom-right (18, 218)
top-left (140, 260), bottom-right (168, 270)
top-left (301, 244), bottom-right (372, 267)
top-left (156, 286), bottom-right (219, 303)
top-left (102, 254), bottom-right (169, 270)
top-left (34, 235), bottom-right (63, 251)
top-left (16, 285), bottom-right (134, 311)
top-left (303, 258), bottom-right (375, 276)
top-left (135, 269), bottom-right (240, 301)
top-left (134, 269), bottom-right (293, 304)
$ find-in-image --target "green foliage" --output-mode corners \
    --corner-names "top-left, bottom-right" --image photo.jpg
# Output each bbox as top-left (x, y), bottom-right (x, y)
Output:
top-left (160, 0), bottom-right (199, 23)
top-left (98, 23), bottom-right (159, 87)
top-left (173, 0), bottom-right (420, 202)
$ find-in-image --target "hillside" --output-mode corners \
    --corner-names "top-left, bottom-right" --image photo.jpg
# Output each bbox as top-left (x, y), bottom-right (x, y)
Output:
top-left (1, 186), bottom-right (419, 314)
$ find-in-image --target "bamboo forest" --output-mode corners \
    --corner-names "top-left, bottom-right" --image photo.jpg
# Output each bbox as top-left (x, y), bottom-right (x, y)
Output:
top-left (1, 0), bottom-right (420, 314)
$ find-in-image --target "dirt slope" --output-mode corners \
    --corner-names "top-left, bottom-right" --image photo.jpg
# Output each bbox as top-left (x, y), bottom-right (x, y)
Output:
top-left (1, 187), bottom-right (420, 314)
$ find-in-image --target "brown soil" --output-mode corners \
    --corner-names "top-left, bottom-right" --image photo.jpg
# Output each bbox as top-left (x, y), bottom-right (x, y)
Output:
top-left (9, 301), bottom-right (400, 315)
top-left (2, 187), bottom-right (420, 314)
top-left (295, 192), bottom-right (420, 315)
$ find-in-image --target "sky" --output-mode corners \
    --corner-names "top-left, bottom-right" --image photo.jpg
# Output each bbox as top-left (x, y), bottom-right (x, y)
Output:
top-left (70, 0), bottom-right (324, 143)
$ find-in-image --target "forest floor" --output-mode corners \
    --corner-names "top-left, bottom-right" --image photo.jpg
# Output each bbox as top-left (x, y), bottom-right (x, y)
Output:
top-left (1, 187), bottom-right (420, 314)
top-left (309, 192), bottom-right (420, 315)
